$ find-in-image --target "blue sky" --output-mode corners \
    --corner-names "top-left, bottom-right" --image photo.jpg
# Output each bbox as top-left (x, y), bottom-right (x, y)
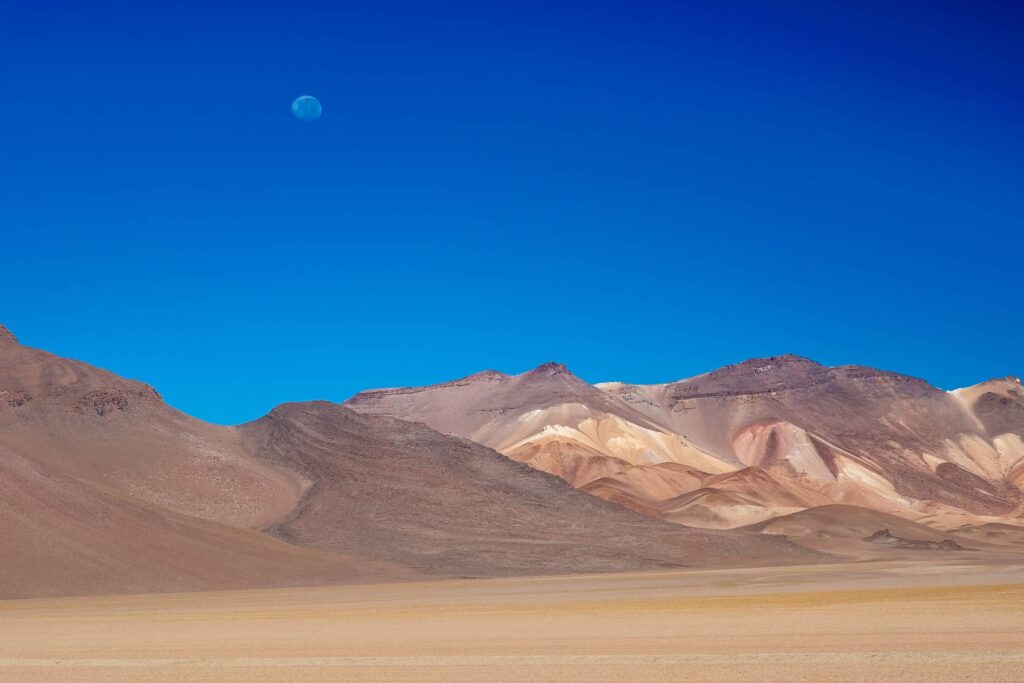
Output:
top-left (1, 1), bottom-right (1021, 424)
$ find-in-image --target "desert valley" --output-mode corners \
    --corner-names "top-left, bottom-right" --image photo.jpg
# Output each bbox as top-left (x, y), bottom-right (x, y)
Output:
top-left (2, 322), bottom-right (1023, 681)
top-left (6, 0), bottom-right (1022, 678)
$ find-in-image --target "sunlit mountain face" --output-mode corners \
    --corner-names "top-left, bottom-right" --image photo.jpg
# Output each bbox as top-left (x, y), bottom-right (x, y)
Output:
top-left (347, 356), bottom-right (1024, 533)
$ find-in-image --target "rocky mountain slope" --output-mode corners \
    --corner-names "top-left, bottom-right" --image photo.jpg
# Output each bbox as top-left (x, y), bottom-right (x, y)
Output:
top-left (0, 325), bottom-right (817, 598)
top-left (347, 355), bottom-right (1024, 531)
top-left (238, 402), bottom-right (813, 577)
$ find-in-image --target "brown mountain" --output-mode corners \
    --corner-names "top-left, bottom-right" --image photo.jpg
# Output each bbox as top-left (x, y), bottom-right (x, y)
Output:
top-left (347, 355), bottom-right (1024, 531)
top-left (0, 325), bottom-right (817, 598)
top-left (0, 324), bottom-right (404, 598)
top-left (237, 402), bottom-right (815, 577)
top-left (0, 442), bottom-right (384, 599)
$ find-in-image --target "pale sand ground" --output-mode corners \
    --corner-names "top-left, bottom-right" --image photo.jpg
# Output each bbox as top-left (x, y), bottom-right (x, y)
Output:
top-left (2, 560), bottom-right (1023, 682)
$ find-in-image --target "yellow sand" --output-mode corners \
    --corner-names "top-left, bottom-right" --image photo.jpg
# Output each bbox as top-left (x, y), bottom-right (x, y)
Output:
top-left (2, 561), bottom-right (1023, 682)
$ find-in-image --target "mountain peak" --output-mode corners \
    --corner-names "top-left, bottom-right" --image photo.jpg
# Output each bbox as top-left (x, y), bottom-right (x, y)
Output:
top-left (693, 354), bottom-right (824, 381)
top-left (963, 376), bottom-right (1023, 395)
top-left (738, 354), bottom-right (821, 368)
top-left (663, 354), bottom-right (832, 399)
top-left (463, 369), bottom-right (510, 382)
top-left (529, 361), bottom-right (571, 376)
top-left (0, 324), bottom-right (18, 346)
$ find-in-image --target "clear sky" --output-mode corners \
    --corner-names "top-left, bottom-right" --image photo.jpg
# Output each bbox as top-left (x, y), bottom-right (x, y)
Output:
top-left (2, 1), bottom-right (1021, 424)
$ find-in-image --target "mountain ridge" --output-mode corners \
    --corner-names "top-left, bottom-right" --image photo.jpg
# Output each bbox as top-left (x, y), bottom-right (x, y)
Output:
top-left (0, 323), bottom-right (823, 598)
top-left (346, 355), bottom-right (1024, 532)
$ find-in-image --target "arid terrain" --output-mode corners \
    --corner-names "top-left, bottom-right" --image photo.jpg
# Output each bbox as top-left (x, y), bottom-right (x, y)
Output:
top-left (6, 0), bottom-right (1019, 678)
top-left (2, 561), bottom-right (1023, 682)
top-left (0, 324), bottom-right (825, 600)
top-left (3, 321), bottom-right (1024, 591)
top-left (3, 322), bottom-right (1024, 680)
top-left (348, 357), bottom-right (1024, 532)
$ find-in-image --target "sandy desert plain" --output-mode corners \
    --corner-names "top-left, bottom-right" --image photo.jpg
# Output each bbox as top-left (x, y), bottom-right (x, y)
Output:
top-left (2, 558), bottom-right (1023, 682)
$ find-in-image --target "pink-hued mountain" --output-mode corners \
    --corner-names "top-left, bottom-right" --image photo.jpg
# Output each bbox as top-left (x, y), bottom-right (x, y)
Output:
top-left (0, 325), bottom-right (818, 598)
top-left (346, 356), bottom-right (1024, 531)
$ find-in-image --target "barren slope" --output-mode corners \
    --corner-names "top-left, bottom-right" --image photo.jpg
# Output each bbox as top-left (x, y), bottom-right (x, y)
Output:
top-left (346, 363), bottom-right (734, 525)
top-left (239, 402), bottom-right (820, 577)
top-left (347, 363), bottom-right (727, 472)
top-left (602, 356), bottom-right (1024, 525)
top-left (0, 324), bottom-right (821, 597)
top-left (0, 444), bottom-right (395, 599)
top-left (348, 355), bottom-right (1024, 531)
top-left (738, 504), bottom-right (1007, 559)
top-left (0, 325), bottom-right (301, 530)
top-left (0, 325), bottom-right (409, 597)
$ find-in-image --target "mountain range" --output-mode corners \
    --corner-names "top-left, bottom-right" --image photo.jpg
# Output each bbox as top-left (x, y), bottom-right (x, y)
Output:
top-left (2, 323), bottom-right (1022, 598)
top-left (348, 357), bottom-right (1024, 530)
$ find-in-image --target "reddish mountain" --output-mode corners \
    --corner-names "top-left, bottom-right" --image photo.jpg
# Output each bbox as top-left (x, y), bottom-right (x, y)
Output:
top-left (348, 355), bottom-right (1024, 531)
top-left (0, 325), bottom-right (817, 597)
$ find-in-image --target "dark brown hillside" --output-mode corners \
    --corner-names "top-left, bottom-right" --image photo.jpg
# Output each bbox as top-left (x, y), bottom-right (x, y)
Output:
top-left (240, 402), bottom-right (821, 577)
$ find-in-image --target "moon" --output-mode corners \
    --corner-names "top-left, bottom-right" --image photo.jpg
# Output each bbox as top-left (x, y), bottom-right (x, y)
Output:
top-left (291, 95), bottom-right (322, 121)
